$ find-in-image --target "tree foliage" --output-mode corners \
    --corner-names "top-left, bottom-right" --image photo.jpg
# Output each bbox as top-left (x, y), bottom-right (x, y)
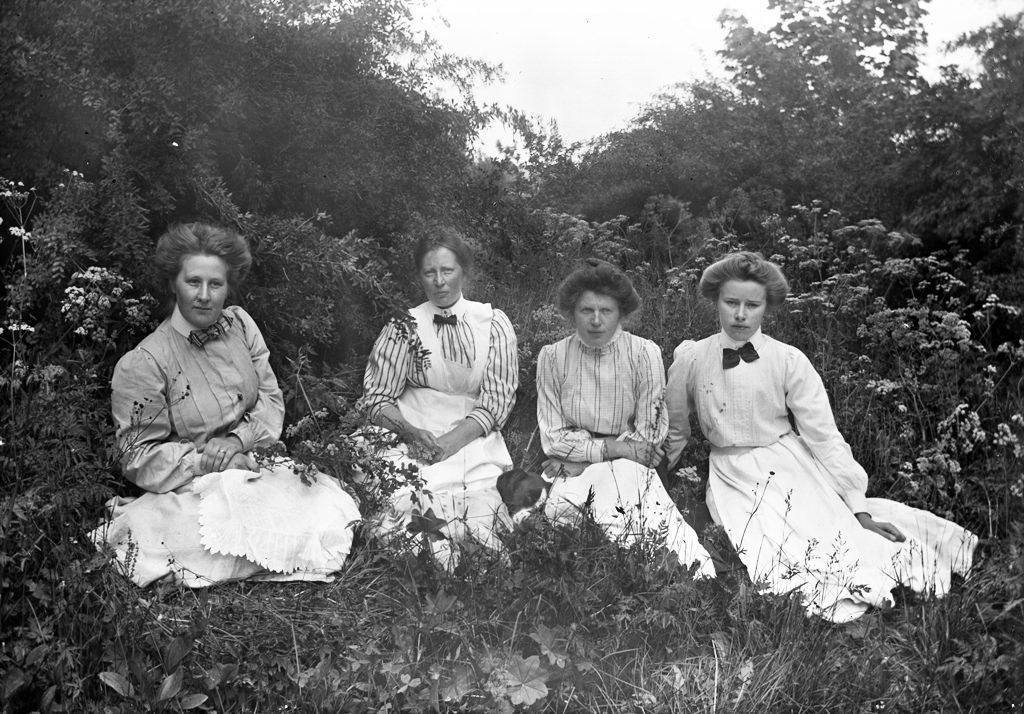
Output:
top-left (546, 0), bottom-right (1022, 272)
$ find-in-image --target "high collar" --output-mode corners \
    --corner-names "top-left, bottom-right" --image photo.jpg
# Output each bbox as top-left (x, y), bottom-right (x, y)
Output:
top-left (717, 328), bottom-right (765, 350)
top-left (169, 305), bottom-right (196, 336)
top-left (428, 295), bottom-right (465, 316)
top-left (169, 305), bottom-right (231, 336)
top-left (573, 326), bottom-right (625, 354)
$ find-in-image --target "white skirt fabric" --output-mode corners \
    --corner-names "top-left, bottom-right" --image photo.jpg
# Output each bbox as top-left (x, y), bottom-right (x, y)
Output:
top-left (368, 429), bottom-right (513, 570)
top-left (91, 459), bottom-right (361, 588)
top-left (543, 458), bottom-right (717, 579)
top-left (707, 432), bottom-right (977, 621)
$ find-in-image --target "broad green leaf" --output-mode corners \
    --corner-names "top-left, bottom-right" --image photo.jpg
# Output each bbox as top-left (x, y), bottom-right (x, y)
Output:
top-left (425, 588), bottom-right (458, 616)
top-left (164, 635), bottom-right (193, 672)
top-left (98, 671), bottom-right (135, 698)
top-left (156, 669), bottom-right (184, 702)
top-left (504, 655), bottom-right (549, 707)
top-left (179, 693), bottom-right (209, 709)
top-left (529, 624), bottom-right (569, 667)
top-left (406, 508), bottom-right (449, 541)
top-left (441, 663), bottom-right (476, 702)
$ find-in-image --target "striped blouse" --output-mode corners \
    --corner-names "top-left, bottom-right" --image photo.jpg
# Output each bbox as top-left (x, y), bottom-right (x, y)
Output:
top-left (536, 329), bottom-right (668, 462)
top-left (360, 299), bottom-right (518, 434)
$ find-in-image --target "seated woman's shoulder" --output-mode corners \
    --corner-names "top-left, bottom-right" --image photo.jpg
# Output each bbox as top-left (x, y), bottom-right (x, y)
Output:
top-left (112, 341), bottom-right (165, 386)
top-left (222, 304), bottom-right (254, 324)
top-left (670, 337), bottom-right (704, 361)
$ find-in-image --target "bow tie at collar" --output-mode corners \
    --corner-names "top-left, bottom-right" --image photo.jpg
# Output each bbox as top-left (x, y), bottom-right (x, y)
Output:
top-left (433, 312), bottom-right (458, 326)
top-left (189, 314), bottom-right (234, 348)
top-left (722, 342), bottom-right (759, 369)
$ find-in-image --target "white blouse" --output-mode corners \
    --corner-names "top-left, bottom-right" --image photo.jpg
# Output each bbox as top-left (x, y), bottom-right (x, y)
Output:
top-left (664, 329), bottom-right (870, 514)
top-left (537, 329), bottom-right (668, 463)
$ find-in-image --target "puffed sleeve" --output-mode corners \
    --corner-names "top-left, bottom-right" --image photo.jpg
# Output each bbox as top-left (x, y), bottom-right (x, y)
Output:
top-left (784, 347), bottom-right (869, 514)
top-left (664, 340), bottom-right (697, 468)
top-left (536, 344), bottom-right (606, 462)
top-left (622, 339), bottom-right (668, 445)
top-left (228, 307), bottom-right (284, 450)
top-left (358, 317), bottom-right (414, 419)
top-left (467, 308), bottom-right (519, 433)
top-left (111, 348), bottom-right (198, 493)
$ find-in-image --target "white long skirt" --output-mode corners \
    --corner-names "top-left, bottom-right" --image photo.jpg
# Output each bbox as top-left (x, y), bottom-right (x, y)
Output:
top-left (91, 460), bottom-right (361, 588)
top-left (543, 458), bottom-right (717, 579)
top-left (367, 430), bottom-right (513, 570)
top-left (708, 433), bottom-right (977, 621)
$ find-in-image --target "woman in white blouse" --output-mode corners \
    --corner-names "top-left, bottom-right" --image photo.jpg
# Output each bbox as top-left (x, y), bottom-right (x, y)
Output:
top-left (359, 227), bottom-right (518, 568)
top-left (93, 223), bottom-right (360, 587)
top-left (665, 251), bottom-right (977, 621)
top-left (536, 259), bottom-right (716, 577)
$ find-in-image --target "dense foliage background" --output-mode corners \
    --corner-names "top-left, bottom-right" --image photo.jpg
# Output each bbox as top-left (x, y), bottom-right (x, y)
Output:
top-left (1, 0), bottom-right (1022, 711)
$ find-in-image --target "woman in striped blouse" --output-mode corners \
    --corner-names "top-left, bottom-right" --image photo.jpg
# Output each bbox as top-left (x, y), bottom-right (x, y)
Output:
top-left (536, 259), bottom-right (716, 577)
top-left (359, 226), bottom-right (519, 569)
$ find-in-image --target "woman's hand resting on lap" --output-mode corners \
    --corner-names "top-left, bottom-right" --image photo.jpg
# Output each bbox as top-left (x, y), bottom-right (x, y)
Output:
top-left (856, 512), bottom-right (906, 542)
top-left (603, 439), bottom-right (664, 469)
top-left (200, 435), bottom-right (245, 474)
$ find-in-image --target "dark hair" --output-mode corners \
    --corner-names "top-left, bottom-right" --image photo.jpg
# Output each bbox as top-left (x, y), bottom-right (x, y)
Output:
top-left (556, 258), bottom-right (641, 317)
top-left (698, 251), bottom-right (789, 309)
top-left (412, 225), bottom-right (474, 273)
top-left (154, 222), bottom-right (252, 294)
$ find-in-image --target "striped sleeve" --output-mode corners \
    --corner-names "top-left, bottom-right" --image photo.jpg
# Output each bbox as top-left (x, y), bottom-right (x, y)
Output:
top-left (536, 342), bottom-right (606, 462)
top-left (624, 339), bottom-right (668, 445)
top-left (467, 308), bottom-right (518, 432)
top-left (358, 318), bottom-right (413, 419)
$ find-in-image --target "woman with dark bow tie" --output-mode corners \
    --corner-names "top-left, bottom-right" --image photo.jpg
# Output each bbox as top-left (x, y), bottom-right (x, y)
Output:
top-left (359, 226), bottom-right (518, 568)
top-left (665, 251), bottom-right (977, 621)
top-left (93, 223), bottom-right (360, 587)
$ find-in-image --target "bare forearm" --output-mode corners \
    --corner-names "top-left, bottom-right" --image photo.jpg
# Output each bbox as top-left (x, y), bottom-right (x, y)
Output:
top-left (436, 418), bottom-right (485, 458)
top-left (371, 405), bottom-right (415, 438)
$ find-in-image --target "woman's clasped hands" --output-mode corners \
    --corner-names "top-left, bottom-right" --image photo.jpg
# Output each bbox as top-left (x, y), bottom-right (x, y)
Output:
top-left (199, 435), bottom-right (256, 474)
top-left (603, 438), bottom-right (665, 469)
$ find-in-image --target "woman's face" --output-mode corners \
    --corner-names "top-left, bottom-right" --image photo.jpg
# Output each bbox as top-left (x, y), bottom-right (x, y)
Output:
top-left (573, 290), bottom-right (621, 348)
top-left (717, 279), bottom-right (767, 342)
top-left (173, 253), bottom-right (229, 329)
top-left (419, 247), bottom-right (464, 309)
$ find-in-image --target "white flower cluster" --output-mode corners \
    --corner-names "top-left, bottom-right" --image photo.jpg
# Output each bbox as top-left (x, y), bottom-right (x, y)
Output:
top-left (60, 266), bottom-right (156, 343)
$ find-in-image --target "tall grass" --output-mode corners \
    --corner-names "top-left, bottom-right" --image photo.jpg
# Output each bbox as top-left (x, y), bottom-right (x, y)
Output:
top-left (2, 200), bottom-right (1023, 711)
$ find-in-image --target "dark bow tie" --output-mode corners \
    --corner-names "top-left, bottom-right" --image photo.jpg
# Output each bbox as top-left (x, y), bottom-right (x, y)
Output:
top-left (188, 314), bottom-right (233, 349)
top-left (433, 313), bottom-right (458, 327)
top-left (722, 342), bottom-right (759, 369)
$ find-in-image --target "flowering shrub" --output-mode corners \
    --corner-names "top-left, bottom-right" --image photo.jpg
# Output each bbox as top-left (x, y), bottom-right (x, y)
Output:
top-left (60, 267), bottom-right (157, 344)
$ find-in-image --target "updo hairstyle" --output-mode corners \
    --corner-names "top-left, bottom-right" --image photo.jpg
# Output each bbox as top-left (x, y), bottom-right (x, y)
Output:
top-left (411, 225), bottom-right (475, 273)
top-left (154, 222), bottom-right (252, 295)
top-left (698, 251), bottom-right (789, 309)
top-left (556, 258), bottom-right (641, 317)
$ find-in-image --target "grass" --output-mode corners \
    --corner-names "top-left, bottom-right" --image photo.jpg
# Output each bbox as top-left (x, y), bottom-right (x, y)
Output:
top-left (3, 222), bottom-right (1023, 712)
top-left (4, 453), bottom-right (1020, 713)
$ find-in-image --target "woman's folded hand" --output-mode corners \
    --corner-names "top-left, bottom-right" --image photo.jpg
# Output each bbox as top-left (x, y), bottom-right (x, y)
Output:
top-left (604, 439), bottom-right (664, 468)
top-left (405, 426), bottom-right (442, 464)
top-left (542, 459), bottom-right (589, 479)
top-left (227, 451), bottom-right (258, 472)
top-left (200, 435), bottom-right (245, 474)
